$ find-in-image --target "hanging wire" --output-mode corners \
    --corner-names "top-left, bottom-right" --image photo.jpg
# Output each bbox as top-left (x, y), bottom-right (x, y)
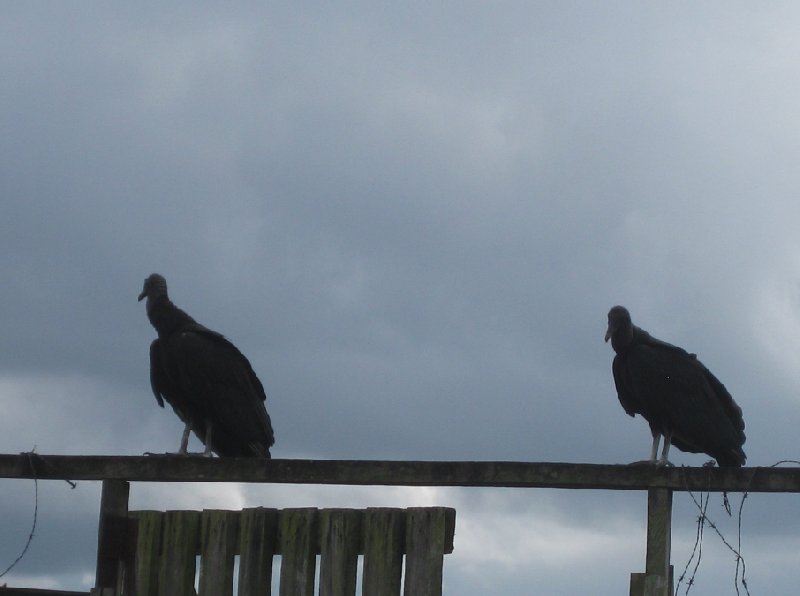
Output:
top-left (0, 451), bottom-right (39, 580)
top-left (676, 460), bottom-right (800, 596)
top-left (0, 450), bottom-right (78, 581)
top-left (676, 464), bottom-right (752, 596)
top-left (675, 464), bottom-right (712, 595)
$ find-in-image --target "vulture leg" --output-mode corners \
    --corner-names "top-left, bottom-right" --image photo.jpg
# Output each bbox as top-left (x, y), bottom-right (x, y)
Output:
top-left (649, 432), bottom-right (661, 463)
top-left (178, 423), bottom-right (191, 455)
top-left (143, 423), bottom-right (193, 457)
top-left (202, 420), bottom-right (215, 457)
top-left (630, 432), bottom-right (662, 466)
top-left (658, 432), bottom-right (673, 466)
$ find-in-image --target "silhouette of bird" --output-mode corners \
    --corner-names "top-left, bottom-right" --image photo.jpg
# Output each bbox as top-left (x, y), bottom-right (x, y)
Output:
top-left (605, 305), bottom-right (745, 466)
top-left (139, 273), bottom-right (274, 457)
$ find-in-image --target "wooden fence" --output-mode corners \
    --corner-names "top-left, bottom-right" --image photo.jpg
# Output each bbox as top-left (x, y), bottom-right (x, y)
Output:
top-left (92, 477), bottom-right (455, 596)
top-left (2, 455), bottom-right (800, 596)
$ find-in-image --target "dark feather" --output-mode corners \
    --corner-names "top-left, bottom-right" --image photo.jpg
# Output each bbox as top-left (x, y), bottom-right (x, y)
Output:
top-left (140, 273), bottom-right (274, 457)
top-left (148, 340), bottom-right (166, 408)
top-left (606, 305), bottom-right (746, 466)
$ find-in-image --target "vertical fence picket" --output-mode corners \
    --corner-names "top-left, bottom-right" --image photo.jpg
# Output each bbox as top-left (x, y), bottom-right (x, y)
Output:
top-left (198, 510), bottom-right (239, 596)
top-left (158, 510), bottom-right (200, 596)
top-left (318, 509), bottom-right (361, 596)
top-left (238, 507), bottom-right (279, 596)
top-left (278, 508), bottom-right (318, 596)
top-left (403, 507), bottom-right (452, 596)
top-left (131, 511), bottom-right (163, 596)
top-left (362, 508), bottom-right (405, 596)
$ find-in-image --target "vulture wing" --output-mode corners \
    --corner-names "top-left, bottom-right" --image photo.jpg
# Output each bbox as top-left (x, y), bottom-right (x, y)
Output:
top-left (612, 355), bottom-right (638, 417)
top-left (148, 337), bottom-right (208, 444)
top-left (627, 338), bottom-right (746, 465)
top-left (148, 339), bottom-right (166, 408)
top-left (162, 327), bottom-right (274, 457)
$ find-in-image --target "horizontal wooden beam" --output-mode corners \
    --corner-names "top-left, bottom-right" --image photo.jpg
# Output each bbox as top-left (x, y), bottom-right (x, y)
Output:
top-left (0, 588), bottom-right (89, 595)
top-left (0, 454), bottom-right (797, 493)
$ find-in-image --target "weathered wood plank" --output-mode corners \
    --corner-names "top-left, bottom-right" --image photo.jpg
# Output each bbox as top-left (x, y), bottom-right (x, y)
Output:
top-left (0, 455), bottom-right (792, 492)
top-left (1, 589), bottom-right (90, 595)
top-left (403, 508), bottom-right (452, 596)
top-left (278, 508), bottom-right (317, 596)
top-left (630, 572), bottom-right (645, 596)
top-left (131, 511), bottom-right (163, 596)
top-left (631, 567), bottom-right (673, 596)
top-left (158, 510), bottom-right (200, 596)
top-left (644, 489), bottom-right (671, 586)
top-left (198, 510), bottom-right (239, 596)
top-left (239, 507), bottom-right (279, 596)
top-left (94, 479), bottom-right (129, 593)
top-left (318, 509), bottom-right (361, 596)
top-left (630, 490), bottom-right (675, 596)
top-left (362, 508), bottom-right (405, 596)
top-left (441, 508), bottom-right (456, 555)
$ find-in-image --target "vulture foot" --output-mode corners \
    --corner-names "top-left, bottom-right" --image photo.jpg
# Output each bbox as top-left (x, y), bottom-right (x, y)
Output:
top-left (143, 450), bottom-right (213, 457)
top-left (180, 451), bottom-right (214, 457)
top-left (626, 459), bottom-right (674, 467)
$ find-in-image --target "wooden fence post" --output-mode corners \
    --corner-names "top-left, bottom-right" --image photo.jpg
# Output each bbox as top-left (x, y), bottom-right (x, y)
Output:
top-left (630, 488), bottom-right (673, 596)
top-left (94, 479), bottom-right (130, 595)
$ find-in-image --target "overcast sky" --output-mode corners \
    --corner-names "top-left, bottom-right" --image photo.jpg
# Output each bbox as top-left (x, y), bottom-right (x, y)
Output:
top-left (3, 2), bottom-right (800, 594)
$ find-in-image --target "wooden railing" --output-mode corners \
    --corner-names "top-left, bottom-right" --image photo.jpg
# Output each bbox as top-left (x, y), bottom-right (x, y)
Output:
top-left (2, 455), bottom-right (799, 596)
top-left (0, 588), bottom-right (90, 596)
top-left (1, 455), bottom-right (799, 490)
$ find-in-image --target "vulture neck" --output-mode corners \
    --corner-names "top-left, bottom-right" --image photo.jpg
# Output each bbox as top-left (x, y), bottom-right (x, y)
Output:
top-left (146, 294), bottom-right (189, 338)
top-left (611, 324), bottom-right (636, 354)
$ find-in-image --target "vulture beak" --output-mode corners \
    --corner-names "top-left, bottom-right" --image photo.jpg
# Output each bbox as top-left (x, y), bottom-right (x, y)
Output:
top-left (138, 287), bottom-right (148, 302)
top-left (604, 322), bottom-right (614, 343)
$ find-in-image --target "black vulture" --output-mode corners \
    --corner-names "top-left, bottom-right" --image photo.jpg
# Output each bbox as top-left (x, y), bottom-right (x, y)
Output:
top-left (605, 305), bottom-right (745, 466)
top-left (138, 273), bottom-right (274, 457)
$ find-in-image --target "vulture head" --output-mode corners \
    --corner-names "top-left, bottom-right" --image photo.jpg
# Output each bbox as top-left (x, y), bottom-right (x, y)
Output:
top-left (138, 273), bottom-right (168, 303)
top-left (605, 305), bottom-right (634, 351)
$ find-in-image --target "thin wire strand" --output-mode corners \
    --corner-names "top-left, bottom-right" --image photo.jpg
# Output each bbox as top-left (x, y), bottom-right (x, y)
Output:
top-left (0, 451), bottom-right (39, 580)
top-left (688, 492), bottom-right (708, 594)
top-left (676, 460), bottom-right (800, 596)
top-left (675, 466), bottom-right (712, 595)
top-left (678, 465), bottom-right (752, 596)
